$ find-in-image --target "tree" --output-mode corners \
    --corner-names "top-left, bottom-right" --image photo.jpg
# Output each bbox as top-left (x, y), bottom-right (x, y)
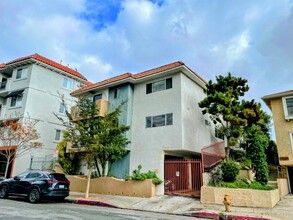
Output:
top-left (55, 97), bottom-right (130, 177)
top-left (243, 125), bottom-right (269, 185)
top-left (0, 118), bottom-right (43, 177)
top-left (198, 73), bottom-right (249, 157)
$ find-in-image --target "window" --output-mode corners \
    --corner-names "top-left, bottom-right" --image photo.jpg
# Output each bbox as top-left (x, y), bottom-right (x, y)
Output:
top-left (55, 129), bottom-right (61, 141)
top-left (114, 88), bottom-right (120, 99)
top-left (10, 95), bottom-right (23, 107)
top-left (63, 78), bottom-right (73, 90)
top-left (283, 97), bottom-right (293, 119)
top-left (146, 78), bottom-right (172, 94)
top-left (16, 68), bottom-right (28, 79)
top-left (93, 94), bottom-right (102, 102)
top-left (146, 113), bottom-right (173, 128)
top-left (59, 103), bottom-right (67, 114)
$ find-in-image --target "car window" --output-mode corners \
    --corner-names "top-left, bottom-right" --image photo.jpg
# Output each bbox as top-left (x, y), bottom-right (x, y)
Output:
top-left (26, 172), bottom-right (41, 178)
top-left (49, 173), bottom-right (67, 181)
top-left (15, 171), bottom-right (29, 179)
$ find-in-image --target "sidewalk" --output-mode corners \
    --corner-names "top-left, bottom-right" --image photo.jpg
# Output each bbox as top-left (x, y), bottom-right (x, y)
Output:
top-left (66, 192), bottom-right (293, 220)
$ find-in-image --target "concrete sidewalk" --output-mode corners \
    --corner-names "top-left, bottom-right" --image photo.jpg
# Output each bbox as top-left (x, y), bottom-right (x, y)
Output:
top-left (66, 192), bottom-right (293, 220)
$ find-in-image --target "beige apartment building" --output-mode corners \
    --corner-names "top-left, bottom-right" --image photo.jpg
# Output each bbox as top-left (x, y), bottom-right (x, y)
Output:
top-left (263, 89), bottom-right (293, 191)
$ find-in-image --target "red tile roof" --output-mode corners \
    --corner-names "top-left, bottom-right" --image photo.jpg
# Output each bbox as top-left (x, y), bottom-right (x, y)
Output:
top-left (84, 81), bottom-right (93, 86)
top-left (71, 61), bottom-right (206, 95)
top-left (1, 53), bottom-right (87, 81)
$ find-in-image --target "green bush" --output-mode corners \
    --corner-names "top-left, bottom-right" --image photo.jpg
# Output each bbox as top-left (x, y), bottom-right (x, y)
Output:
top-left (210, 179), bottom-right (274, 190)
top-left (128, 165), bottom-right (163, 185)
top-left (210, 164), bottom-right (223, 185)
top-left (221, 160), bottom-right (240, 182)
top-left (230, 148), bottom-right (246, 161)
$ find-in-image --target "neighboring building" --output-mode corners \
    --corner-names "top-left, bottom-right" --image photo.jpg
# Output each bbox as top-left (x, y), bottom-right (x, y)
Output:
top-left (262, 90), bottom-right (293, 191)
top-left (71, 61), bottom-right (218, 195)
top-left (0, 54), bottom-right (87, 177)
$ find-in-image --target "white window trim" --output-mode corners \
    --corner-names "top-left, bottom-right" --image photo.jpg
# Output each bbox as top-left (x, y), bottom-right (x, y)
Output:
top-left (59, 102), bottom-right (68, 114)
top-left (282, 96), bottom-right (293, 120)
top-left (54, 129), bottom-right (62, 141)
top-left (16, 67), bottom-right (28, 80)
top-left (10, 95), bottom-right (23, 108)
top-left (290, 132), bottom-right (293, 153)
top-left (63, 77), bottom-right (73, 90)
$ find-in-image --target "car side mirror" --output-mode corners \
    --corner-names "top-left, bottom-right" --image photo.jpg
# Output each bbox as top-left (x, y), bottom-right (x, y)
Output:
top-left (14, 176), bottom-right (20, 181)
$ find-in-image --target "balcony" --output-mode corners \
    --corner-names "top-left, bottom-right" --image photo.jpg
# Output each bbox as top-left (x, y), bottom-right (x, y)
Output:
top-left (0, 79), bottom-right (12, 97)
top-left (71, 99), bottom-right (108, 121)
top-left (66, 141), bottom-right (86, 153)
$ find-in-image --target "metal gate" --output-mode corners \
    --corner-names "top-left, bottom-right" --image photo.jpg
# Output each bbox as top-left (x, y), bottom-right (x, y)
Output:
top-left (164, 159), bottom-right (202, 197)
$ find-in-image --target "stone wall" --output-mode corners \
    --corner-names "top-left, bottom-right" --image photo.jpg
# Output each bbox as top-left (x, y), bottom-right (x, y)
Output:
top-left (201, 186), bottom-right (280, 208)
top-left (67, 176), bottom-right (156, 198)
top-left (277, 178), bottom-right (289, 197)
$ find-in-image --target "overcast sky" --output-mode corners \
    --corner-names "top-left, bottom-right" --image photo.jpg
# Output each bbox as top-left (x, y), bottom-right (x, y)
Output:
top-left (1, 0), bottom-right (293, 112)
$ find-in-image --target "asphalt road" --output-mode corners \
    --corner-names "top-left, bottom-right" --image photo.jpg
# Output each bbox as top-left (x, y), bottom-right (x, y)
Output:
top-left (0, 197), bottom-right (199, 220)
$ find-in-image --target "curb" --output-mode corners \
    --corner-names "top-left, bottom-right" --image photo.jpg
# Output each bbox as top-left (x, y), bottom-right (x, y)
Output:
top-left (191, 211), bottom-right (271, 220)
top-left (65, 198), bottom-right (118, 208)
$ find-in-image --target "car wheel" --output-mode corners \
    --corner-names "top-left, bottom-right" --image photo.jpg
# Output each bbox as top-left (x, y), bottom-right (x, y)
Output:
top-left (28, 188), bottom-right (40, 203)
top-left (0, 185), bottom-right (9, 199)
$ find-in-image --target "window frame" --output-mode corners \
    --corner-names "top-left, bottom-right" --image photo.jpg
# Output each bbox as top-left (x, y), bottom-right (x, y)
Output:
top-left (10, 95), bottom-right (23, 107)
top-left (16, 68), bottom-right (28, 80)
top-left (146, 113), bottom-right (173, 128)
top-left (93, 94), bottom-right (102, 102)
top-left (283, 96), bottom-right (293, 120)
top-left (114, 88), bottom-right (120, 99)
top-left (58, 103), bottom-right (68, 114)
top-left (146, 78), bottom-right (172, 94)
top-left (55, 129), bottom-right (62, 141)
top-left (63, 77), bottom-right (73, 90)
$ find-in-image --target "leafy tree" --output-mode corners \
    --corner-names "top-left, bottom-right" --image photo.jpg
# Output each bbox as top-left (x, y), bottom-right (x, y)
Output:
top-left (0, 118), bottom-right (43, 177)
top-left (55, 97), bottom-right (130, 177)
top-left (198, 73), bottom-right (249, 157)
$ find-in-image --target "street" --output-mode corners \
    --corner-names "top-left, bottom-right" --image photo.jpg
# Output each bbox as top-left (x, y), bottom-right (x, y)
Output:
top-left (0, 198), bottom-right (199, 220)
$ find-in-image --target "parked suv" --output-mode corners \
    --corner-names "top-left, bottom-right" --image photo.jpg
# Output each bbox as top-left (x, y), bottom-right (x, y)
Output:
top-left (0, 170), bottom-right (70, 203)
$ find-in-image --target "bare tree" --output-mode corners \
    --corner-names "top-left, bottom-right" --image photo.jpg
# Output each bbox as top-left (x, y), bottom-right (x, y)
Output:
top-left (0, 118), bottom-right (43, 177)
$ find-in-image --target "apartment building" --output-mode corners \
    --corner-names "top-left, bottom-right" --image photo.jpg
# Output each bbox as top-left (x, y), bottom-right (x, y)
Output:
top-left (71, 61), bottom-right (218, 195)
top-left (0, 54), bottom-right (87, 177)
top-left (263, 90), bottom-right (293, 191)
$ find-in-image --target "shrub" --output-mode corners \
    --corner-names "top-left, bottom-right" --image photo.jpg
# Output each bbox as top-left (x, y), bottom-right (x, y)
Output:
top-left (213, 179), bottom-right (274, 190)
top-left (221, 160), bottom-right (240, 182)
top-left (128, 165), bottom-right (163, 185)
top-left (210, 164), bottom-right (223, 185)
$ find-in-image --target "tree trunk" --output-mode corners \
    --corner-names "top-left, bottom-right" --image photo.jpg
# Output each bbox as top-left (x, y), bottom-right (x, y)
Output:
top-left (4, 156), bottom-right (11, 178)
top-left (94, 157), bottom-right (101, 177)
top-left (85, 165), bottom-right (93, 199)
top-left (107, 162), bottom-right (112, 177)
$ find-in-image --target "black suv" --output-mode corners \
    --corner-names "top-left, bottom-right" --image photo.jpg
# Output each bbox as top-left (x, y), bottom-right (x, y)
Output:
top-left (0, 170), bottom-right (70, 203)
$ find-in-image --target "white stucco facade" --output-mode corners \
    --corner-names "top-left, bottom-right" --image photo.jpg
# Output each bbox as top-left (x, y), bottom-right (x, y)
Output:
top-left (0, 55), bottom-right (87, 176)
top-left (72, 62), bottom-right (217, 195)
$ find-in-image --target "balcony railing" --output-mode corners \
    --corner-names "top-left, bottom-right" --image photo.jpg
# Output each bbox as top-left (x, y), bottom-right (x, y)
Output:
top-left (66, 142), bottom-right (86, 153)
top-left (71, 99), bottom-right (108, 121)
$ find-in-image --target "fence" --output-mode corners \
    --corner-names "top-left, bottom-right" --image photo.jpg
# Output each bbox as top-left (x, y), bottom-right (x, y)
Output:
top-left (29, 154), bottom-right (56, 171)
top-left (164, 159), bottom-right (202, 197)
top-left (201, 141), bottom-right (225, 171)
